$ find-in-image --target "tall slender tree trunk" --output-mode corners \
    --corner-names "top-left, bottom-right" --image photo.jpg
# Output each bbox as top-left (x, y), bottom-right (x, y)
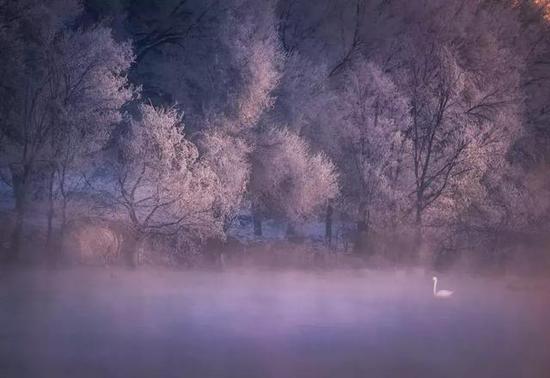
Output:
top-left (353, 202), bottom-right (369, 254)
top-left (414, 195), bottom-right (423, 262)
top-left (46, 167), bottom-right (56, 262)
top-left (286, 222), bottom-right (296, 238)
top-left (56, 200), bottom-right (68, 264)
top-left (9, 164), bottom-right (30, 263)
top-left (253, 211), bottom-right (262, 237)
top-left (122, 227), bottom-right (142, 267)
top-left (325, 201), bottom-right (333, 247)
top-left (57, 165), bottom-right (68, 262)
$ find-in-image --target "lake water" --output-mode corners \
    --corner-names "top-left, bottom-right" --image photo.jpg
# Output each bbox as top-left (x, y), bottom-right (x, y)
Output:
top-left (0, 268), bottom-right (549, 377)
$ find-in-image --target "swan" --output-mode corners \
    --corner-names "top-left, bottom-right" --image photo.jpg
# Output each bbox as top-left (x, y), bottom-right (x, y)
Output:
top-left (432, 276), bottom-right (453, 298)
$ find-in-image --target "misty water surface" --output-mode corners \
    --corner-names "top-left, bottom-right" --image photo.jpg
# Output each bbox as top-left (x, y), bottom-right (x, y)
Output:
top-left (0, 268), bottom-right (549, 378)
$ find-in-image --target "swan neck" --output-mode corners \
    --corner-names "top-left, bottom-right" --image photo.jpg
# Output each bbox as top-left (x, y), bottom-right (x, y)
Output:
top-left (433, 278), bottom-right (437, 295)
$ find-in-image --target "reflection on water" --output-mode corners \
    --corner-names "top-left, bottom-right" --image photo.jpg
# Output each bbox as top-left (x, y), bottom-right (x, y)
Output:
top-left (0, 268), bottom-right (549, 377)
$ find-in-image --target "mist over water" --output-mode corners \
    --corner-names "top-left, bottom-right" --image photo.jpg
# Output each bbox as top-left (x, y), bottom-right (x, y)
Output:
top-left (0, 268), bottom-right (548, 378)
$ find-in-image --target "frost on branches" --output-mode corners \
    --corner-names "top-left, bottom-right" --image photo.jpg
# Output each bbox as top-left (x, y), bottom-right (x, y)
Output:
top-left (250, 128), bottom-right (338, 229)
top-left (107, 105), bottom-right (224, 256)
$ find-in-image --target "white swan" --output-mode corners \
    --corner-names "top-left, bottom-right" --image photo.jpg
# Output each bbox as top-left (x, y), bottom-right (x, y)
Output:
top-left (432, 276), bottom-right (453, 298)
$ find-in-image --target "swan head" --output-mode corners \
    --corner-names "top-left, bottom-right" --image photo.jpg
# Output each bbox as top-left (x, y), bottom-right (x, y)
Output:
top-left (432, 276), bottom-right (437, 281)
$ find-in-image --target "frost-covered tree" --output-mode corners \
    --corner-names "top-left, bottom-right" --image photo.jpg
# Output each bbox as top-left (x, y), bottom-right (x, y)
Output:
top-left (103, 104), bottom-right (223, 263)
top-left (0, 0), bottom-right (134, 260)
top-left (47, 26), bottom-right (134, 248)
top-left (223, 0), bottom-right (285, 131)
top-left (0, 0), bottom-right (541, 266)
top-left (511, 0), bottom-right (550, 167)
top-left (399, 40), bottom-right (522, 253)
top-left (330, 62), bottom-right (412, 251)
top-left (124, 0), bottom-right (284, 134)
top-left (197, 129), bottom-right (251, 232)
top-left (249, 128), bottom-right (338, 235)
top-left (271, 52), bottom-right (332, 137)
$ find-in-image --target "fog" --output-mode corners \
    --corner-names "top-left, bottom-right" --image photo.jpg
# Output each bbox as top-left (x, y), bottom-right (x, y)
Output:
top-left (1, 268), bottom-right (549, 378)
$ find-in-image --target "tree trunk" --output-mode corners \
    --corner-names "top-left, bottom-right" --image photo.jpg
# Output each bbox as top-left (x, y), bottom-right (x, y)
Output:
top-left (122, 228), bottom-right (142, 267)
top-left (61, 198), bottom-right (67, 229)
top-left (57, 166), bottom-right (70, 263)
top-left (219, 252), bottom-right (226, 269)
top-left (353, 220), bottom-right (368, 254)
top-left (8, 164), bottom-right (30, 262)
top-left (414, 200), bottom-right (423, 261)
top-left (10, 209), bottom-right (24, 263)
top-left (286, 222), bottom-right (296, 237)
top-left (54, 194), bottom-right (69, 264)
top-left (353, 204), bottom-right (369, 254)
top-left (325, 202), bottom-right (333, 247)
top-left (253, 212), bottom-right (262, 237)
top-left (286, 222), bottom-right (304, 243)
top-left (46, 167), bottom-right (56, 261)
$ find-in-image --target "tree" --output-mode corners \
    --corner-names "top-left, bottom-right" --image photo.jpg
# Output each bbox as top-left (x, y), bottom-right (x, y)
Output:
top-left (330, 61), bottom-right (412, 252)
top-left (249, 128), bottom-right (338, 235)
top-left (0, 0), bottom-right (78, 260)
top-left (119, 0), bottom-right (284, 134)
top-left (0, 0), bottom-right (133, 261)
top-left (47, 26), bottom-right (134, 253)
top-left (271, 52), bottom-right (331, 137)
top-left (102, 104), bottom-right (223, 264)
top-left (196, 129), bottom-right (251, 232)
top-left (400, 41), bottom-right (522, 253)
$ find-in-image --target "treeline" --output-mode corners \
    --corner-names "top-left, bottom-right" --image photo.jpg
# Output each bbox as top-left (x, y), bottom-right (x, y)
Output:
top-left (0, 0), bottom-right (549, 268)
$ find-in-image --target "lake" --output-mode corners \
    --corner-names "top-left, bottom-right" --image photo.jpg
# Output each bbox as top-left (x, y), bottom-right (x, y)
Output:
top-left (0, 268), bottom-right (548, 377)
